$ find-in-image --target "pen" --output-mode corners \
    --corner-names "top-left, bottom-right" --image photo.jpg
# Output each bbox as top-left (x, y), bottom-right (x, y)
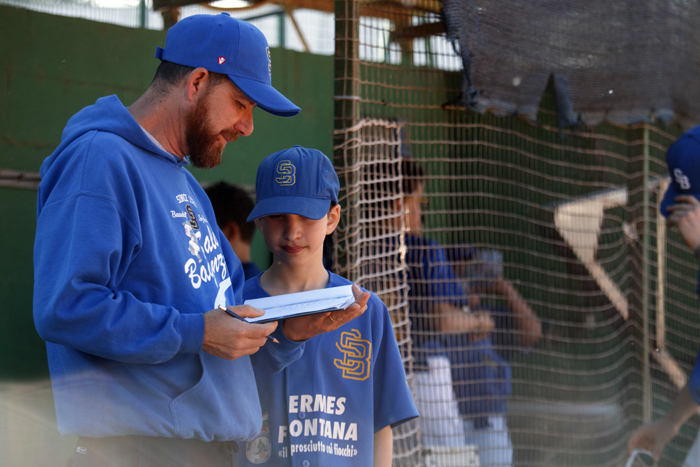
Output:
top-left (218, 305), bottom-right (280, 344)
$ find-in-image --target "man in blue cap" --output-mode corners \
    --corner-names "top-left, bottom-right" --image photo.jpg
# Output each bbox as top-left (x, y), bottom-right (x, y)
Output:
top-left (33, 14), bottom-right (367, 467)
top-left (627, 127), bottom-right (700, 466)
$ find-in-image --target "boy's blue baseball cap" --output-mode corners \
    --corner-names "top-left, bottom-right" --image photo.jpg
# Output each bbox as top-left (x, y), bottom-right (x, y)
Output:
top-left (155, 13), bottom-right (300, 117)
top-left (248, 146), bottom-right (339, 221)
top-left (660, 129), bottom-right (700, 217)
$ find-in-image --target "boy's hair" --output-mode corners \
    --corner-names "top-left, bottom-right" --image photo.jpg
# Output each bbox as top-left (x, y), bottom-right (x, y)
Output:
top-left (401, 158), bottom-right (424, 195)
top-left (364, 158), bottom-right (424, 203)
top-left (205, 181), bottom-right (257, 244)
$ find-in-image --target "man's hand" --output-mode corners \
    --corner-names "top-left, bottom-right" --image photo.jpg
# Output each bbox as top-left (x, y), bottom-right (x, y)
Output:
top-left (626, 419), bottom-right (675, 462)
top-left (666, 195), bottom-right (700, 252)
top-left (281, 284), bottom-right (370, 341)
top-left (202, 305), bottom-right (277, 360)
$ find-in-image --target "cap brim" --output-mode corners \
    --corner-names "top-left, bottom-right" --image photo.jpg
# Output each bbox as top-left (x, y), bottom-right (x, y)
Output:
top-left (229, 76), bottom-right (300, 117)
top-left (659, 183), bottom-right (679, 218)
top-left (248, 196), bottom-right (330, 221)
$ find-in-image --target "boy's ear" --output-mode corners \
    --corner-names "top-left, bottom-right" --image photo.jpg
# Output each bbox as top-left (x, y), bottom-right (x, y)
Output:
top-left (254, 218), bottom-right (263, 231)
top-left (222, 221), bottom-right (239, 241)
top-left (394, 197), bottom-right (403, 214)
top-left (326, 204), bottom-right (341, 235)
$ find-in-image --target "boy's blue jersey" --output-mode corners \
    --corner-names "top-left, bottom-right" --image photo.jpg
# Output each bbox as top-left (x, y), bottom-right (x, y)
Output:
top-left (239, 272), bottom-right (418, 466)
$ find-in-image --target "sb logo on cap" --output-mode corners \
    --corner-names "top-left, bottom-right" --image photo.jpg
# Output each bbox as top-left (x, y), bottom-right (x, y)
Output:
top-left (275, 160), bottom-right (296, 186)
top-left (266, 47), bottom-right (271, 77)
top-left (674, 168), bottom-right (691, 190)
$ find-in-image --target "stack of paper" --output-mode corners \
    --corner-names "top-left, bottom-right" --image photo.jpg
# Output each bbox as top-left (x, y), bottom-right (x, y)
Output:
top-left (244, 285), bottom-right (356, 323)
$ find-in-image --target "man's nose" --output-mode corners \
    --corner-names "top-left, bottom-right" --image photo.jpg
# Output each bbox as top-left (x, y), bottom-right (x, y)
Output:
top-left (234, 108), bottom-right (254, 137)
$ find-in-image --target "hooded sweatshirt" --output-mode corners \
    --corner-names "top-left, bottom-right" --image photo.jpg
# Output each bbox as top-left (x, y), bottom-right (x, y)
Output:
top-left (33, 95), bottom-right (303, 441)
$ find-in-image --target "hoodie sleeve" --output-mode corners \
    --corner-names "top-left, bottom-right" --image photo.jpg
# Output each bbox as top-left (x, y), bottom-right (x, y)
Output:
top-left (249, 326), bottom-right (305, 373)
top-left (33, 192), bottom-right (204, 364)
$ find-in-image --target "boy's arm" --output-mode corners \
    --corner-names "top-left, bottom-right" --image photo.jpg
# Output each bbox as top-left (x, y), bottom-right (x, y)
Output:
top-left (373, 426), bottom-right (393, 467)
top-left (487, 278), bottom-right (542, 348)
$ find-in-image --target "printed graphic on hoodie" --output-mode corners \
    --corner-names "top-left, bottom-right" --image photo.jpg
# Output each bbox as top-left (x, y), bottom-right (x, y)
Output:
top-left (180, 197), bottom-right (229, 299)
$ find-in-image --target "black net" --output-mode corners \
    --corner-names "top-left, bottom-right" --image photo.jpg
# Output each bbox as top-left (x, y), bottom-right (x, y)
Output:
top-left (441, 0), bottom-right (700, 128)
top-left (333, 1), bottom-right (700, 466)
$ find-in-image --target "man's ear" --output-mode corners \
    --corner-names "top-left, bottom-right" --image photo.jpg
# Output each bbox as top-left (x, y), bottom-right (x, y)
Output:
top-left (185, 67), bottom-right (210, 102)
top-left (326, 204), bottom-right (341, 235)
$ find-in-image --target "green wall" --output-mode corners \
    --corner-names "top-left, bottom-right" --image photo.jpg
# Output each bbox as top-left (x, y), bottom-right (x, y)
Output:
top-left (0, 5), bottom-right (334, 379)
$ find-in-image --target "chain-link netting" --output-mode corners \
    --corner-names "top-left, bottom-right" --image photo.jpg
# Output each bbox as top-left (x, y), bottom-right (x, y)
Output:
top-left (333, 1), bottom-right (700, 466)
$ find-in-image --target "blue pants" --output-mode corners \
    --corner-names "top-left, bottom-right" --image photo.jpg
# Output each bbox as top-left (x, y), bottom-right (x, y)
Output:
top-left (68, 436), bottom-right (239, 467)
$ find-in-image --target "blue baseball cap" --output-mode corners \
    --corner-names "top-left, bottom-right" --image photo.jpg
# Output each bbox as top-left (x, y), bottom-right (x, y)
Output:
top-left (248, 146), bottom-right (339, 221)
top-left (155, 13), bottom-right (300, 117)
top-left (660, 129), bottom-right (700, 217)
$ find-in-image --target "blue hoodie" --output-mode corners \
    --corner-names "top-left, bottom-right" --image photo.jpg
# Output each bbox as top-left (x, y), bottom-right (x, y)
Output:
top-left (34, 95), bottom-right (303, 441)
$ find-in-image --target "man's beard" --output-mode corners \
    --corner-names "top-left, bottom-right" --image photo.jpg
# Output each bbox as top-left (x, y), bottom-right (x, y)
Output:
top-left (185, 91), bottom-right (237, 169)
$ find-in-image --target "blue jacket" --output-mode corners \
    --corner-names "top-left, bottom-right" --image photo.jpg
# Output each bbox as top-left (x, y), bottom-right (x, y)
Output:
top-left (33, 95), bottom-right (303, 441)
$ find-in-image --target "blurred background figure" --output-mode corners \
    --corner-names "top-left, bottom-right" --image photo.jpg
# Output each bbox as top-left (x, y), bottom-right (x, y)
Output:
top-left (445, 246), bottom-right (541, 467)
top-left (627, 124), bottom-right (700, 467)
top-left (206, 181), bottom-right (262, 280)
top-left (402, 158), bottom-right (541, 467)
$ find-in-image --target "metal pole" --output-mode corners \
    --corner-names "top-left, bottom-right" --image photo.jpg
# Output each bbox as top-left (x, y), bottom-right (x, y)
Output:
top-left (279, 10), bottom-right (286, 49)
top-left (139, 0), bottom-right (146, 28)
top-left (656, 179), bottom-right (669, 352)
top-left (642, 123), bottom-right (652, 424)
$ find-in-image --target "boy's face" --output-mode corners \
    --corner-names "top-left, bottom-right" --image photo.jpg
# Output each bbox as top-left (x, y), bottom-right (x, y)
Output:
top-left (255, 205), bottom-right (340, 266)
top-left (403, 182), bottom-right (426, 234)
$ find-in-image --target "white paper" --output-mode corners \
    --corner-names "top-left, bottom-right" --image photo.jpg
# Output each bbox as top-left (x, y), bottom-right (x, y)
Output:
top-left (244, 285), bottom-right (356, 323)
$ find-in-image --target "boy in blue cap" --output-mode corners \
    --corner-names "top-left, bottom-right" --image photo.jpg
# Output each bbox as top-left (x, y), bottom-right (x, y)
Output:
top-left (33, 14), bottom-right (364, 467)
top-left (239, 146), bottom-right (419, 467)
top-left (627, 126), bottom-right (700, 465)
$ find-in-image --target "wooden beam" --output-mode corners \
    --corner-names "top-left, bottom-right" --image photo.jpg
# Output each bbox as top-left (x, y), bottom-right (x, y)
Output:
top-left (391, 20), bottom-right (444, 41)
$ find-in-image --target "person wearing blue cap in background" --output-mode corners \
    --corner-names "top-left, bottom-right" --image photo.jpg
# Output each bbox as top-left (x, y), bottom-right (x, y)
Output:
top-left (238, 146), bottom-right (418, 467)
top-left (627, 126), bottom-right (700, 466)
top-left (33, 14), bottom-right (367, 467)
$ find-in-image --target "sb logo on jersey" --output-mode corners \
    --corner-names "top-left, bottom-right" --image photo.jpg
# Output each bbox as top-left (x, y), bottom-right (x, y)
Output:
top-left (275, 160), bottom-right (296, 186)
top-left (334, 329), bottom-right (371, 381)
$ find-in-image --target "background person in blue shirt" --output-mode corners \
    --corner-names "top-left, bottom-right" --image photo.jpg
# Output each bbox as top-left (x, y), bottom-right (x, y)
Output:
top-left (401, 158), bottom-right (541, 467)
top-left (239, 146), bottom-right (418, 467)
top-left (206, 181), bottom-right (262, 280)
top-left (627, 125), bottom-right (700, 465)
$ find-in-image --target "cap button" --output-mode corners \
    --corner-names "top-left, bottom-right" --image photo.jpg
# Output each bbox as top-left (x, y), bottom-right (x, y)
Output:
top-left (221, 12), bottom-right (230, 16)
